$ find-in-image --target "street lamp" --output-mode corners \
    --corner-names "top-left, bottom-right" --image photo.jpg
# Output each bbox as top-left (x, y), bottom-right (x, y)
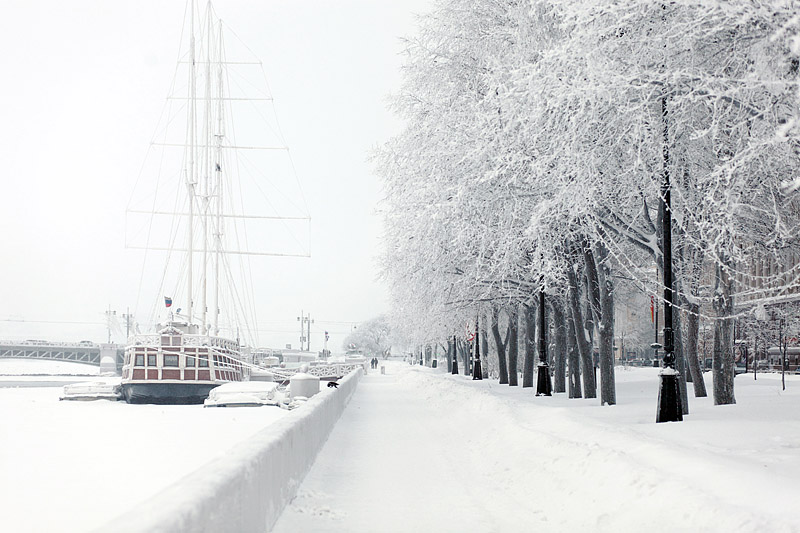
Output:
top-left (770, 309), bottom-right (787, 391)
top-left (306, 316), bottom-right (314, 352)
top-left (651, 342), bottom-right (662, 367)
top-left (473, 316), bottom-right (483, 380)
top-left (105, 306), bottom-right (117, 344)
top-left (122, 308), bottom-right (134, 342)
top-left (296, 312), bottom-right (314, 351)
top-left (754, 304), bottom-right (768, 381)
top-left (451, 335), bottom-right (459, 375)
top-left (656, 95), bottom-right (683, 423)
top-left (536, 288), bottom-right (552, 396)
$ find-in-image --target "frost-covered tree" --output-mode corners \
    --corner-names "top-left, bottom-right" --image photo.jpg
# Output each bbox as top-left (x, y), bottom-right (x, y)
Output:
top-left (377, 0), bottom-right (800, 410)
top-left (343, 316), bottom-right (392, 358)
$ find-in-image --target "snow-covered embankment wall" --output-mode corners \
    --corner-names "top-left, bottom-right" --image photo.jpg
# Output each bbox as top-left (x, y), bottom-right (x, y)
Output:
top-left (102, 368), bottom-right (363, 533)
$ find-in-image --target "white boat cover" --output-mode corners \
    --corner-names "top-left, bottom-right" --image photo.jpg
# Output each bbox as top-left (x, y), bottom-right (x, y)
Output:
top-left (204, 381), bottom-right (280, 407)
top-left (60, 381), bottom-right (121, 401)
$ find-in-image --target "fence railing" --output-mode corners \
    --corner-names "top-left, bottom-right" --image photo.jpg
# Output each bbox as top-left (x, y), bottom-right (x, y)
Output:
top-left (268, 363), bottom-right (366, 381)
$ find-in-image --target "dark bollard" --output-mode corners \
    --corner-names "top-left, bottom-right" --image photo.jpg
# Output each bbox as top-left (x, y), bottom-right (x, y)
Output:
top-left (657, 369), bottom-right (683, 422)
top-left (536, 363), bottom-right (552, 396)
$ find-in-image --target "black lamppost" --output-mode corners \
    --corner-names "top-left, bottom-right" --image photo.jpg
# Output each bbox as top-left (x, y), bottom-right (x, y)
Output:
top-left (654, 302), bottom-right (660, 366)
top-left (754, 304), bottom-right (767, 381)
top-left (657, 95), bottom-right (683, 423)
top-left (774, 311), bottom-right (787, 391)
top-left (473, 316), bottom-right (483, 380)
top-left (451, 335), bottom-right (459, 375)
top-left (467, 336), bottom-right (472, 376)
top-left (781, 316), bottom-right (786, 391)
top-left (651, 342), bottom-right (662, 367)
top-left (536, 287), bottom-right (552, 396)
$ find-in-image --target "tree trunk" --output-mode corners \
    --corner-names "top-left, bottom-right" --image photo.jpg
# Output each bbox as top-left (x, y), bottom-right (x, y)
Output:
top-left (446, 339), bottom-right (453, 372)
top-left (594, 242), bottom-right (617, 406)
top-left (462, 339), bottom-right (470, 376)
top-left (566, 305), bottom-right (582, 398)
top-left (523, 303), bottom-right (536, 387)
top-left (582, 240), bottom-right (602, 327)
top-left (584, 290), bottom-right (596, 352)
top-left (685, 302), bottom-right (707, 396)
top-left (491, 306), bottom-right (509, 384)
top-left (671, 257), bottom-right (690, 413)
top-left (507, 305), bottom-right (519, 386)
top-left (681, 229), bottom-right (707, 398)
top-left (552, 301), bottom-right (567, 393)
top-left (567, 263), bottom-right (596, 398)
top-left (684, 309), bottom-right (693, 383)
top-left (713, 260), bottom-right (736, 405)
top-left (672, 301), bottom-right (689, 414)
top-left (481, 313), bottom-right (489, 377)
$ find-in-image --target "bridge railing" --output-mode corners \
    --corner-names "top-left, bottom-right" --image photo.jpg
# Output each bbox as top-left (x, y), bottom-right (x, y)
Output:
top-left (0, 340), bottom-right (100, 349)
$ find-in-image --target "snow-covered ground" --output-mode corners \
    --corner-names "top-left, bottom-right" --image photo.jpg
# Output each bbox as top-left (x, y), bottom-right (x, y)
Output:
top-left (274, 362), bottom-right (800, 532)
top-left (3, 359), bottom-right (799, 532)
top-left (0, 373), bottom-right (288, 532)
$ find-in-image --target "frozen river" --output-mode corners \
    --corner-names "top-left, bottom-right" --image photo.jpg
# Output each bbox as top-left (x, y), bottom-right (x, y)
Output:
top-left (0, 364), bottom-right (288, 532)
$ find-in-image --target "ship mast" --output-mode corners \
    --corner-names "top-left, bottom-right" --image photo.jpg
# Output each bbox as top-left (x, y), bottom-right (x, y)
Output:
top-left (201, 2), bottom-right (213, 334)
top-left (125, 0), bottom-right (311, 345)
top-left (186, 0), bottom-right (197, 324)
top-left (213, 20), bottom-right (224, 336)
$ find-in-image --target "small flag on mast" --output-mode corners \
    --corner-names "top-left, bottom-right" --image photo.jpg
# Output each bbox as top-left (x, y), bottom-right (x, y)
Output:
top-left (165, 296), bottom-right (173, 308)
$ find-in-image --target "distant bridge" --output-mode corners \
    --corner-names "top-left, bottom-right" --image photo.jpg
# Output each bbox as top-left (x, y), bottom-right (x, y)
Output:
top-left (0, 340), bottom-right (123, 370)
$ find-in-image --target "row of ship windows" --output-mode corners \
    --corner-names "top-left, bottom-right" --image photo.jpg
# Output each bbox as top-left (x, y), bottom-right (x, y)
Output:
top-left (159, 335), bottom-right (238, 350)
top-left (132, 353), bottom-right (210, 368)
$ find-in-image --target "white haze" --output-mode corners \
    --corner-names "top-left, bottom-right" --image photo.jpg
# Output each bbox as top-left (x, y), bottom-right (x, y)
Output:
top-left (0, 0), bottom-right (431, 351)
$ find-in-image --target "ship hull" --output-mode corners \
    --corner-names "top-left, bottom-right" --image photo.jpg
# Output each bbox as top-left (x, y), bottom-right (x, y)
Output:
top-left (121, 382), bottom-right (220, 405)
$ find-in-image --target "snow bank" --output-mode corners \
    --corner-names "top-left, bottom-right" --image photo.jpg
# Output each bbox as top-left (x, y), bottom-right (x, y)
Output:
top-left (103, 368), bottom-right (363, 533)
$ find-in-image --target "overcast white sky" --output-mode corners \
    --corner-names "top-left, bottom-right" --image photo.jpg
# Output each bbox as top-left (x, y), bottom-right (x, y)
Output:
top-left (0, 0), bottom-right (431, 351)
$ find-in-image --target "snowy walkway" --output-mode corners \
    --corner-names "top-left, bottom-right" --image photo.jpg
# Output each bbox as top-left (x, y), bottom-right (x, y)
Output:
top-left (273, 363), bottom-right (522, 532)
top-left (274, 362), bottom-right (800, 533)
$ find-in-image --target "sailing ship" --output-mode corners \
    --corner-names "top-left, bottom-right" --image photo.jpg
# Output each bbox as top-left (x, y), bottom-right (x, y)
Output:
top-left (121, 319), bottom-right (245, 404)
top-left (120, 1), bottom-right (308, 404)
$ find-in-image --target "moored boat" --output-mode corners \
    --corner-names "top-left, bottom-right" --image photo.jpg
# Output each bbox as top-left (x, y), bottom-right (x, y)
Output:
top-left (121, 322), bottom-right (245, 404)
top-left (121, 0), bottom-right (309, 405)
